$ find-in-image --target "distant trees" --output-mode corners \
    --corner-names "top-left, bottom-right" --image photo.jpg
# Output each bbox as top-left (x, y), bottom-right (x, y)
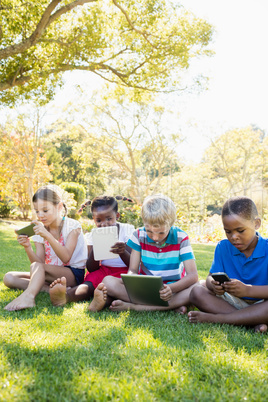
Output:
top-left (43, 120), bottom-right (105, 197)
top-left (0, 114), bottom-right (52, 218)
top-left (77, 96), bottom-right (182, 202)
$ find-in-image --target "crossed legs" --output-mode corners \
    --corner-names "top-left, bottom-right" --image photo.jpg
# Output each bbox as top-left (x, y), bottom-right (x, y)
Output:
top-left (188, 284), bottom-right (268, 332)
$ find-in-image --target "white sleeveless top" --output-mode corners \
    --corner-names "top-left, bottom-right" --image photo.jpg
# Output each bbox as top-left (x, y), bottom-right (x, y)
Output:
top-left (32, 217), bottom-right (87, 269)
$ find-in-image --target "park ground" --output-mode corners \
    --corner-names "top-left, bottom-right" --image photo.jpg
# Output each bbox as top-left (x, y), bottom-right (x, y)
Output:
top-left (0, 221), bottom-right (268, 401)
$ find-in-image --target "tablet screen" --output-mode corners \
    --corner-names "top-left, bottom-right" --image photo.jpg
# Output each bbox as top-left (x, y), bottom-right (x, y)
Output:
top-left (92, 226), bottom-right (119, 260)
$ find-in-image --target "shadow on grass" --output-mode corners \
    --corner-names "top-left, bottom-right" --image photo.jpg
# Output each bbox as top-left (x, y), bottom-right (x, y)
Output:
top-left (87, 308), bottom-right (267, 354)
top-left (1, 317), bottom-right (267, 401)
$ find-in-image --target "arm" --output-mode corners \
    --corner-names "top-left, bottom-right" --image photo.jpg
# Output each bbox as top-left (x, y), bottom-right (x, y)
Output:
top-left (222, 280), bottom-right (268, 299)
top-left (86, 245), bottom-right (100, 272)
top-left (127, 248), bottom-right (141, 275)
top-left (16, 234), bottom-right (45, 263)
top-left (160, 259), bottom-right (198, 301)
top-left (169, 259), bottom-right (198, 294)
top-left (33, 221), bottom-right (80, 264)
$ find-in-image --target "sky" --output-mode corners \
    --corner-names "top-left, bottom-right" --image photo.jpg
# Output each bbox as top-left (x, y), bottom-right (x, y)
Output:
top-left (2, 0), bottom-right (268, 163)
top-left (174, 0), bottom-right (268, 161)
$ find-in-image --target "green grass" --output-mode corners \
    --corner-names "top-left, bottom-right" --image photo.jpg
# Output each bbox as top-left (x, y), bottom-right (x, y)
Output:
top-left (0, 222), bottom-right (267, 401)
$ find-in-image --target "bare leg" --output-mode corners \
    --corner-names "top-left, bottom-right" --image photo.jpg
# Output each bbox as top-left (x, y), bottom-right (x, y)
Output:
top-left (4, 262), bottom-right (77, 311)
top-left (3, 271), bottom-right (30, 290)
top-left (109, 283), bottom-right (195, 312)
top-left (4, 271), bottom-right (51, 293)
top-left (88, 283), bottom-right (108, 312)
top-left (102, 276), bottom-right (130, 302)
top-left (188, 300), bottom-right (268, 332)
top-left (49, 278), bottom-right (95, 306)
top-left (189, 284), bottom-right (237, 314)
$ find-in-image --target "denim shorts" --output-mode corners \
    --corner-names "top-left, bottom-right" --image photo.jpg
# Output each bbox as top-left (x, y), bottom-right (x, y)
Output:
top-left (66, 266), bottom-right (85, 285)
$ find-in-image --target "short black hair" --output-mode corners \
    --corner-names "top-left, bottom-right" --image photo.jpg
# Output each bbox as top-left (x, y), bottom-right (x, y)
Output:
top-left (222, 196), bottom-right (258, 221)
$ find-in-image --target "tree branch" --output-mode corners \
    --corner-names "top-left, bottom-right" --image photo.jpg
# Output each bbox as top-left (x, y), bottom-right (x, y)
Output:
top-left (112, 0), bottom-right (156, 48)
top-left (0, 0), bottom-right (97, 60)
top-left (0, 0), bottom-right (61, 59)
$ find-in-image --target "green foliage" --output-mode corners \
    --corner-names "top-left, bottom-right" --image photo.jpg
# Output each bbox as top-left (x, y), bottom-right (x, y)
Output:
top-left (60, 181), bottom-right (86, 218)
top-left (0, 0), bottom-right (214, 105)
top-left (0, 197), bottom-right (12, 218)
top-left (1, 223), bottom-right (268, 401)
top-left (43, 121), bottom-right (105, 197)
top-left (60, 182), bottom-right (86, 206)
top-left (118, 203), bottom-right (143, 228)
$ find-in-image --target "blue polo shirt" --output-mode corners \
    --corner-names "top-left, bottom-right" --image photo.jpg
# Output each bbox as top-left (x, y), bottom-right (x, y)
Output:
top-left (210, 234), bottom-right (268, 288)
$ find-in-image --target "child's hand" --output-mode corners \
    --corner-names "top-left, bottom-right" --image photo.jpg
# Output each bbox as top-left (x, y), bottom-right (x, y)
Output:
top-left (211, 279), bottom-right (226, 296)
top-left (222, 279), bottom-right (249, 298)
top-left (32, 221), bottom-right (50, 239)
top-left (110, 242), bottom-right (126, 255)
top-left (16, 234), bottom-right (31, 248)
top-left (159, 284), bottom-right (172, 301)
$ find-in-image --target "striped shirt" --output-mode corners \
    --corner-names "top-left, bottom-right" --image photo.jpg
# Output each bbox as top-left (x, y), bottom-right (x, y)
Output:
top-left (127, 226), bottom-right (195, 282)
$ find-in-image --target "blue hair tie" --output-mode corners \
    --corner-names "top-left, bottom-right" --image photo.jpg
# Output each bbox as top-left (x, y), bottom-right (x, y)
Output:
top-left (62, 216), bottom-right (66, 221)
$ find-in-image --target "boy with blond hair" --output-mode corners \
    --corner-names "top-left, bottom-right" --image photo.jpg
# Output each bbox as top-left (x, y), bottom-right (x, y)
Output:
top-left (88, 194), bottom-right (198, 312)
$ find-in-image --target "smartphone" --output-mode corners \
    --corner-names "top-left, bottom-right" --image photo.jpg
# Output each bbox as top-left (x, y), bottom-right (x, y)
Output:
top-left (211, 272), bottom-right (230, 284)
top-left (15, 223), bottom-right (36, 237)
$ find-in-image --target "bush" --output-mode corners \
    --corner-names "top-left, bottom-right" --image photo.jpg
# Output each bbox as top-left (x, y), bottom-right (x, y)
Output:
top-left (0, 197), bottom-right (12, 218)
top-left (60, 182), bottom-right (86, 218)
top-left (119, 203), bottom-right (143, 228)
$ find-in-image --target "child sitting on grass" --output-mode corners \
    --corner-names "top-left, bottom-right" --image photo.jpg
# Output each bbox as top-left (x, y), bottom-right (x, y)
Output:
top-left (188, 196), bottom-right (268, 333)
top-left (4, 185), bottom-right (87, 311)
top-left (49, 195), bottom-right (135, 307)
top-left (87, 194), bottom-right (198, 312)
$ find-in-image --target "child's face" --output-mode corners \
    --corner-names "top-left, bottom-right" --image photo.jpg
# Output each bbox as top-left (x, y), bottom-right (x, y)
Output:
top-left (144, 223), bottom-right (170, 244)
top-left (222, 214), bottom-right (261, 254)
top-left (92, 206), bottom-right (119, 228)
top-left (34, 199), bottom-right (62, 225)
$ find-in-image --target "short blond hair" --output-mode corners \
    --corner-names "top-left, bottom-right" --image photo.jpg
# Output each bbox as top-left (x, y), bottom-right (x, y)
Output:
top-left (141, 194), bottom-right (177, 227)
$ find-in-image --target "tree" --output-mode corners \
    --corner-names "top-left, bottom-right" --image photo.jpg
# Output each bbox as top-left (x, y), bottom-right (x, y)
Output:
top-left (0, 0), bottom-right (213, 105)
top-left (0, 115), bottom-right (52, 218)
top-left (43, 120), bottom-right (105, 197)
top-left (203, 126), bottom-right (268, 214)
top-left (80, 97), bottom-right (182, 202)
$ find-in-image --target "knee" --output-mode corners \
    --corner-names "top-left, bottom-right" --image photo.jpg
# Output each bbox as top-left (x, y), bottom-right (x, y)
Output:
top-left (189, 284), bottom-right (207, 305)
top-left (102, 275), bottom-right (116, 290)
top-left (3, 272), bottom-right (15, 288)
top-left (30, 261), bottom-right (45, 274)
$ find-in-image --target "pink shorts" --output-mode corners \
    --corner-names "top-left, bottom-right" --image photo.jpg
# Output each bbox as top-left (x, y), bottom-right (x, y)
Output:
top-left (83, 265), bottom-right (128, 289)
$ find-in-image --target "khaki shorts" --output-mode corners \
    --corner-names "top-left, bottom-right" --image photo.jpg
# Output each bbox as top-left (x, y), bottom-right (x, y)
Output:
top-left (217, 292), bottom-right (264, 310)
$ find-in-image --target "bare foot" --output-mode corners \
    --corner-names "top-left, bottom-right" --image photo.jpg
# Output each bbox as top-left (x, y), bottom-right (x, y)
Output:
top-left (88, 283), bottom-right (107, 312)
top-left (49, 277), bottom-right (67, 306)
top-left (174, 305), bottom-right (188, 315)
top-left (4, 291), bottom-right (35, 311)
top-left (254, 324), bottom-right (268, 333)
top-left (109, 299), bottom-right (132, 311)
top-left (188, 310), bottom-right (215, 323)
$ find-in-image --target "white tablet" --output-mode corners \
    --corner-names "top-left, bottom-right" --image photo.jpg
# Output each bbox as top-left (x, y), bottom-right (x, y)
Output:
top-left (92, 226), bottom-right (119, 261)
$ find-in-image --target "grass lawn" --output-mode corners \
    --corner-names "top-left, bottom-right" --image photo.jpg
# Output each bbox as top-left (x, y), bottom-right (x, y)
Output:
top-left (0, 221), bottom-right (267, 401)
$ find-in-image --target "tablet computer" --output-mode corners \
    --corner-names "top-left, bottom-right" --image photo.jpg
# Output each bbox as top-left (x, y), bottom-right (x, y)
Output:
top-left (121, 274), bottom-right (169, 306)
top-left (15, 223), bottom-right (36, 237)
top-left (92, 226), bottom-right (119, 261)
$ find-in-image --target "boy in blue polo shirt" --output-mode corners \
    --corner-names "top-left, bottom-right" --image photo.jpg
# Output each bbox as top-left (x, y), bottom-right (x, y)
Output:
top-left (88, 194), bottom-right (198, 312)
top-left (188, 196), bottom-right (268, 332)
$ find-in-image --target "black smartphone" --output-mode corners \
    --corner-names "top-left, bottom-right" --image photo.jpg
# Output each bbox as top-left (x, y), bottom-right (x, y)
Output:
top-left (15, 223), bottom-right (36, 237)
top-left (211, 272), bottom-right (230, 284)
